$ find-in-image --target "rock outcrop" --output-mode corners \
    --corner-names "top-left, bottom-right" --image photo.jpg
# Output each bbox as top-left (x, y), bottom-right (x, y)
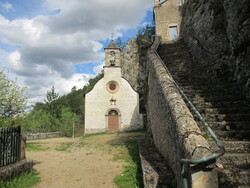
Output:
top-left (181, 0), bottom-right (250, 98)
top-left (121, 38), bottom-right (148, 112)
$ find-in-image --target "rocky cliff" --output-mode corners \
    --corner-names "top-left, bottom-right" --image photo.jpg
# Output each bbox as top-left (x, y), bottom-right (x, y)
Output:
top-left (121, 38), bottom-right (141, 92)
top-left (181, 0), bottom-right (250, 97)
top-left (121, 38), bottom-right (148, 112)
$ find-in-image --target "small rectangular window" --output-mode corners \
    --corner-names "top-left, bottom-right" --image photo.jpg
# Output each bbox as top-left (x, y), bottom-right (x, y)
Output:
top-left (176, 0), bottom-right (183, 6)
top-left (169, 26), bottom-right (178, 40)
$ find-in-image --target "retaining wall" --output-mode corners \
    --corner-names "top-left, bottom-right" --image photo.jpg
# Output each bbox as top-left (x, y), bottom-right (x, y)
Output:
top-left (24, 132), bottom-right (63, 140)
top-left (146, 36), bottom-right (216, 188)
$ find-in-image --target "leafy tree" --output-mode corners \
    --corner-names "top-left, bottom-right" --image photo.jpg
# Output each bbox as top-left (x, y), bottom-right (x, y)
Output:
top-left (136, 24), bottom-right (155, 52)
top-left (44, 86), bottom-right (61, 118)
top-left (115, 37), bottom-right (126, 49)
top-left (44, 86), bottom-right (59, 104)
top-left (31, 102), bottom-right (46, 112)
top-left (24, 110), bottom-right (60, 133)
top-left (60, 107), bottom-right (80, 137)
top-left (0, 69), bottom-right (27, 118)
top-left (71, 86), bottom-right (77, 92)
top-left (24, 72), bottom-right (104, 135)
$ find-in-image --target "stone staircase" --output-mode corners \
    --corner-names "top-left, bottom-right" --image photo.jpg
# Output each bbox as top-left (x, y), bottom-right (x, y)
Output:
top-left (157, 40), bottom-right (250, 188)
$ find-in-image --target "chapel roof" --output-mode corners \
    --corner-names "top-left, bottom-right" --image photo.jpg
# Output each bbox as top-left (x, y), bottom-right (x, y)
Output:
top-left (104, 40), bottom-right (120, 49)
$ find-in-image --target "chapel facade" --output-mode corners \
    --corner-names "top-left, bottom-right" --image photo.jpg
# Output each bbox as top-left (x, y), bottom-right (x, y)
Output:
top-left (154, 0), bottom-right (185, 43)
top-left (84, 41), bottom-right (143, 135)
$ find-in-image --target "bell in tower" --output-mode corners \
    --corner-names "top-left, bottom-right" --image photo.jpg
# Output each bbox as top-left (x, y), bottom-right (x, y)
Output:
top-left (104, 41), bottom-right (121, 67)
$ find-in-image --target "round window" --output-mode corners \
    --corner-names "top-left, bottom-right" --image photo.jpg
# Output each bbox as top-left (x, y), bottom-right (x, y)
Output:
top-left (107, 81), bottom-right (119, 93)
top-left (109, 83), bottom-right (116, 90)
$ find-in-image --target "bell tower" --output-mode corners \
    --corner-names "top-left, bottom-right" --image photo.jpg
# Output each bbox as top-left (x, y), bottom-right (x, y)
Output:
top-left (154, 0), bottom-right (160, 6)
top-left (104, 41), bottom-right (121, 67)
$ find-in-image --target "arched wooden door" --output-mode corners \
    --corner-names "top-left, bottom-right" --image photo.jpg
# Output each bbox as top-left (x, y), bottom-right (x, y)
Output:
top-left (108, 110), bottom-right (119, 132)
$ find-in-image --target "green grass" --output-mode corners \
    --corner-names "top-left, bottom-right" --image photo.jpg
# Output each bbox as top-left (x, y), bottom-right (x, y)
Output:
top-left (78, 141), bottom-right (87, 148)
top-left (26, 143), bottom-right (49, 151)
top-left (203, 134), bottom-right (212, 141)
top-left (112, 139), bottom-right (143, 188)
top-left (55, 142), bottom-right (73, 151)
top-left (0, 170), bottom-right (40, 188)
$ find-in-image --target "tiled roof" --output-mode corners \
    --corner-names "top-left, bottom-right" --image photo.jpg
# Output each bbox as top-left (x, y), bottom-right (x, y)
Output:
top-left (104, 41), bottom-right (120, 49)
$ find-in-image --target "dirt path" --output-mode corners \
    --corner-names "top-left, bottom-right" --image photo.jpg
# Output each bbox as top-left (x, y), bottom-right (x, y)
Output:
top-left (26, 132), bottom-right (143, 188)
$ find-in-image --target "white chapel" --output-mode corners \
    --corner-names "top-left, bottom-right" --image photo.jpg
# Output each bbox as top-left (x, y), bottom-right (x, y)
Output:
top-left (84, 41), bottom-right (143, 135)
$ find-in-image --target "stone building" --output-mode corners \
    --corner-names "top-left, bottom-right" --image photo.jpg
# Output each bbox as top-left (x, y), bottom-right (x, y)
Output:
top-left (84, 41), bottom-right (143, 135)
top-left (154, 0), bottom-right (185, 43)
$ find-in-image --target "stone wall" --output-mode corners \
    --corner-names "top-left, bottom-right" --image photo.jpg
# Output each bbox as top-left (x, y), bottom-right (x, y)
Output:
top-left (0, 159), bottom-right (34, 181)
top-left (181, 0), bottom-right (250, 97)
top-left (24, 132), bottom-right (63, 140)
top-left (147, 37), bottom-right (213, 188)
top-left (154, 0), bottom-right (183, 42)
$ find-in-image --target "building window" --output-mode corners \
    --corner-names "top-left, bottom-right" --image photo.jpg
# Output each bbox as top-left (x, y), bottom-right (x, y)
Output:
top-left (109, 51), bottom-right (116, 66)
top-left (108, 110), bottom-right (118, 116)
top-left (176, 0), bottom-right (183, 6)
top-left (109, 83), bottom-right (116, 90)
top-left (107, 81), bottom-right (119, 93)
top-left (169, 26), bottom-right (178, 40)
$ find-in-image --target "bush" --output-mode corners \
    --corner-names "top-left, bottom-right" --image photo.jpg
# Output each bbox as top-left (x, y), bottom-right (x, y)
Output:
top-left (59, 107), bottom-right (80, 137)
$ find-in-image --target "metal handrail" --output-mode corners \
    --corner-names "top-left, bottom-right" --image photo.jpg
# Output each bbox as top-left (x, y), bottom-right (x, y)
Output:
top-left (151, 37), bottom-right (225, 187)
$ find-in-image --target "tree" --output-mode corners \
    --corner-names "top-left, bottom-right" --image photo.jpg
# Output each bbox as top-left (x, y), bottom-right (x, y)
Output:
top-left (115, 37), bottom-right (126, 49)
top-left (31, 102), bottom-right (46, 112)
top-left (136, 24), bottom-right (155, 52)
top-left (44, 86), bottom-right (59, 104)
top-left (0, 69), bottom-right (27, 118)
top-left (44, 86), bottom-right (61, 118)
top-left (71, 86), bottom-right (77, 92)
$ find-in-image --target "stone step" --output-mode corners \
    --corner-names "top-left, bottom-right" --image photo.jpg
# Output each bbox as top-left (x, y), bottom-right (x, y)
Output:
top-left (196, 114), bottom-right (250, 122)
top-left (178, 88), bottom-right (245, 99)
top-left (158, 45), bottom-right (186, 54)
top-left (215, 130), bottom-right (250, 140)
top-left (203, 108), bottom-right (250, 115)
top-left (180, 89), bottom-right (241, 98)
top-left (209, 141), bottom-right (250, 153)
top-left (192, 101), bottom-right (249, 109)
top-left (216, 153), bottom-right (250, 169)
top-left (218, 169), bottom-right (250, 188)
top-left (179, 85), bottom-right (240, 93)
top-left (198, 121), bottom-right (250, 130)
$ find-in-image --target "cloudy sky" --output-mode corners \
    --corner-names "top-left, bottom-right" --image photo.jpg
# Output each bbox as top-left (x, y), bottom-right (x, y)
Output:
top-left (0, 0), bottom-right (153, 107)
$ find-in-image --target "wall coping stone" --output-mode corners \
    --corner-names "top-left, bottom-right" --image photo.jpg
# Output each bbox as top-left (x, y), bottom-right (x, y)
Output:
top-left (147, 36), bottom-right (217, 187)
top-left (23, 132), bottom-right (64, 140)
top-left (0, 159), bottom-right (35, 181)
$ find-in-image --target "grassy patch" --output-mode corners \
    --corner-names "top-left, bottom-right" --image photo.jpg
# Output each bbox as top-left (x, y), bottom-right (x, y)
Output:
top-left (26, 143), bottom-right (49, 151)
top-left (203, 134), bottom-right (212, 141)
top-left (55, 142), bottom-right (73, 151)
top-left (78, 141), bottom-right (87, 148)
top-left (113, 139), bottom-right (143, 188)
top-left (83, 132), bottom-right (115, 139)
top-left (0, 170), bottom-right (40, 188)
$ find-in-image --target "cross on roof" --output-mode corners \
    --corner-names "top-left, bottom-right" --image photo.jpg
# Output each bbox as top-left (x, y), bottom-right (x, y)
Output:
top-left (110, 32), bottom-right (115, 41)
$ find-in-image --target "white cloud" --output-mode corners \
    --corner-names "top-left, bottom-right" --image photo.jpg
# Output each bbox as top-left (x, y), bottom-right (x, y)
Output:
top-left (0, 2), bottom-right (13, 11)
top-left (93, 61), bottom-right (104, 75)
top-left (0, 0), bottom-right (153, 105)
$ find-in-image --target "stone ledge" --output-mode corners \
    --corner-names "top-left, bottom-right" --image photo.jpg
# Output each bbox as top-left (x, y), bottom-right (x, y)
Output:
top-left (0, 159), bottom-right (35, 181)
top-left (24, 132), bottom-right (63, 140)
top-left (138, 137), bottom-right (175, 188)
